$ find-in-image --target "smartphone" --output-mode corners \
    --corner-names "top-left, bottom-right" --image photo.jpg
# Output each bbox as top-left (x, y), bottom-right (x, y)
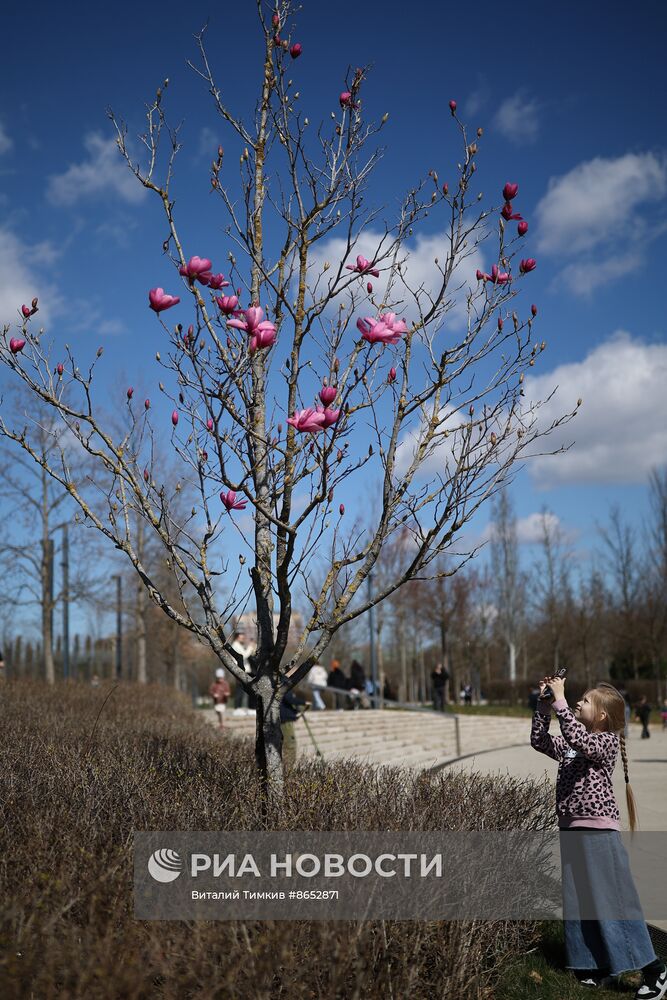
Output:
top-left (541, 665), bottom-right (567, 701)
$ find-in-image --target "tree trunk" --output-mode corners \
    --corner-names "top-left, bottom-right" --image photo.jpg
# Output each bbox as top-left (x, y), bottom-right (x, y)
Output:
top-left (41, 538), bottom-right (55, 685)
top-left (135, 518), bottom-right (148, 684)
top-left (508, 640), bottom-right (516, 683)
top-left (254, 672), bottom-right (284, 804)
top-left (442, 622), bottom-right (451, 705)
top-left (136, 580), bottom-right (147, 684)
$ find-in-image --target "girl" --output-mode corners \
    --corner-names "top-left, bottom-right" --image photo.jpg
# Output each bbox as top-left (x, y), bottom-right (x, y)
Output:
top-left (531, 675), bottom-right (667, 997)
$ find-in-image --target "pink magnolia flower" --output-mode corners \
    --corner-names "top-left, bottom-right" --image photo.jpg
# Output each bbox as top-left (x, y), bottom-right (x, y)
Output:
top-left (272, 12), bottom-right (280, 26)
top-left (220, 489), bottom-right (247, 512)
top-left (286, 407), bottom-right (327, 433)
top-left (517, 221), bottom-right (529, 237)
top-left (449, 99), bottom-right (457, 113)
top-left (339, 503), bottom-right (345, 515)
top-left (179, 256), bottom-right (213, 285)
top-left (9, 337), bottom-right (26, 354)
top-left (489, 264), bottom-right (511, 285)
top-left (208, 273), bottom-right (230, 290)
top-left (144, 398), bottom-right (150, 409)
top-left (346, 254), bottom-right (380, 278)
top-left (479, 265), bottom-right (510, 285)
top-left (366, 281), bottom-right (373, 293)
top-left (503, 182), bottom-right (519, 201)
top-left (319, 385), bottom-right (337, 406)
top-left (290, 43), bottom-right (302, 58)
top-left (143, 468), bottom-right (150, 482)
top-left (56, 363), bottom-right (64, 376)
top-left (501, 202), bottom-right (523, 221)
top-left (498, 317), bottom-right (504, 331)
top-left (227, 305), bottom-right (264, 333)
top-left (206, 417), bottom-right (214, 431)
top-left (476, 269), bottom-right (485, 281)
top-left (249, 323), bottom-right (277, 354)
top-left (531, 304), bottom-right (538, 317)
top-left (149, 287), bottom-right (181, 313)
top-left (388, 366), bottom-right (397, 383)
top-left (316, 405), bottom-right (340, 428)
top-left (21, 305), bottom-right (31, 318)
top-left (357, 313), bottom-right (406, 346)
top-left (127, 387), bottom-right (134, 400)
top-left (171, 410), bottom-right (179, 426)
top-left (216, 294), bottom-right (239, 315)
top-left (339, 91), bottom-right (358, 109)
top-left (520, 258), bottom-right (537, 274)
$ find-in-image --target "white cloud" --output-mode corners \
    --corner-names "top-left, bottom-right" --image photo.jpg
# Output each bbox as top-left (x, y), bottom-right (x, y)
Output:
top-left (516, 511), bottom-right (564, 544)
top-left (495, 93), bottom-right (541, 144)
top-left (524, 330), bottom-right (667, 487)
top-left (47, 133), bottom-right (148, 207)
top-left (198, 127), bottom-right (220, 159)
top-left (477, 510), bottom-right (567, 546)
top-left (0, 123), bottom-right (12, 156)
top-left (533, 153), bottom-right (667, 297)
top-left (534, 153), bottom-right (667, 256)
top-left (0, 225), bottom-right (62, 327)
top-left (556, 251), bottom-right (642, 298)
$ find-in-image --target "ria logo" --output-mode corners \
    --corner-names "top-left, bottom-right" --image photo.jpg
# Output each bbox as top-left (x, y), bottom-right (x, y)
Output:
top-left (148, 848), bottom-right (183, 883)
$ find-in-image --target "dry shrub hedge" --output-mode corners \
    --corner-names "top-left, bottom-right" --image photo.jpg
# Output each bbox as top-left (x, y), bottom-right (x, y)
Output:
top-left (0, 679), bottom-right (554, 999)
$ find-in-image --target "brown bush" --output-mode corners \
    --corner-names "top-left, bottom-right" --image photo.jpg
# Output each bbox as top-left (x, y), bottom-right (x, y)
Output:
top-left (0, 679), bottom-right (554, 999)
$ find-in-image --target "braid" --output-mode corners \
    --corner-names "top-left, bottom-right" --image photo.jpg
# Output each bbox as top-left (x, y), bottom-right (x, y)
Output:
top-left (620, 732), bottom-right (630, 783)
top-left (619, 732), bottom-right (639, 833)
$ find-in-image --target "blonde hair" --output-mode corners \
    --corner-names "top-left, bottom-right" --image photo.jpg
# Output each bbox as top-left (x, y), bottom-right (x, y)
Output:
top-left (585, 683), bottom-right (638, 833)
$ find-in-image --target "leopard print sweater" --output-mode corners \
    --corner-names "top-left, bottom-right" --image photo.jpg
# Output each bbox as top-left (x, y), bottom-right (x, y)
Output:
top-left (530, 697), bottom-right (620, 829)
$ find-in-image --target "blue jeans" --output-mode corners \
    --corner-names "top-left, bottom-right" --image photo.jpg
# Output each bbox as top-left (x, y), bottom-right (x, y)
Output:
top-left (560, 829), bottom-right (657, 976)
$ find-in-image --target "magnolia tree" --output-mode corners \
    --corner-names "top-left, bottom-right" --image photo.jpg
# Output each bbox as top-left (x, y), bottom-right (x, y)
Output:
top-left (0, 1), bottom-right (579, 796)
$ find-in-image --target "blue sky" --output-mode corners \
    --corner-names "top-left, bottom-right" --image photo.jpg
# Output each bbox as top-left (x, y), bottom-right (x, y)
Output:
top-left (1, 0), bottom-right (667, 640)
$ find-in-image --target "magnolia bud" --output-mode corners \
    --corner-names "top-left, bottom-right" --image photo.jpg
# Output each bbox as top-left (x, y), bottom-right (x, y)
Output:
top-left (156, 352), bottom-right (161, 361)
top-left (96, 347), bottom-right (103, 357)
top-left (577, 398), bottom-right (583, 407)
top-left (531, 304), bottom-right (538, 317)
top-left (127, 387), bottom-right (134, 399)
top-left (339, 504), bottom-right (345, 515)
top-left (449, 99), bottom-right (457, 113)
top-left (328, 487), bottom-right (334, 502)
top-left (490, 432), bottom-right (497, 446)
top-left (56, 363), bottom-right (64, 376)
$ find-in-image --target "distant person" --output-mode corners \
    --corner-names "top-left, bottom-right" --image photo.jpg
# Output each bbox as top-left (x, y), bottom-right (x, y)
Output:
top-left (307, 662), bottom-right (328, 710)
top-left (383, 677), bottom-right (396, 701)
top-left (327, 659), bottom-right (348, 711)
top-left (209, 668), bottom-right (231, 729)
top-left (231, 629), bottom-right (254, 716)
top-left (431, 663), bottom-right (447, 712)
top-left (635, 696), bottom-right (651, 739)
top-left (280, 688), bottom-right (310, 772)
top-left (91, 673), bottom-right (100, 688)
top-left (348, 660), bottom-right (366, 709)
top-left (464, 684), bottom-right (473, 705)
